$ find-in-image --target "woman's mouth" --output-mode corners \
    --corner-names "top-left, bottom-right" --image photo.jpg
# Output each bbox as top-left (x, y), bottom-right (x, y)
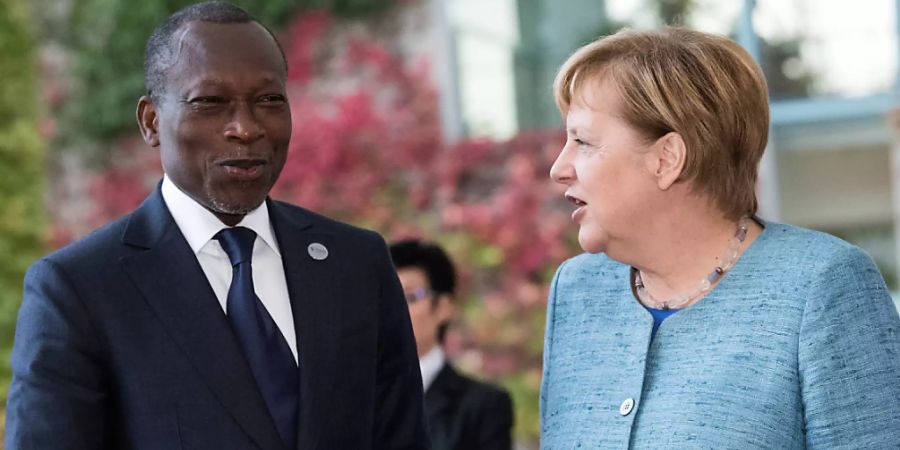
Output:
top-left (565, 193), bottom-right (587, 222)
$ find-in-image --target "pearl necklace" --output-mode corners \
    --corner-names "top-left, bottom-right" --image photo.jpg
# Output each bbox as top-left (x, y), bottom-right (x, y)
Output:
top-left (633, 217), bottom-right (749, 310)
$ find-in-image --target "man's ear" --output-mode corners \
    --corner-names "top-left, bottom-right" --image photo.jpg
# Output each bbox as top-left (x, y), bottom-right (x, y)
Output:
top-left (645, 131), bottom-right (686, 190)
top-left (435, 293), bottom-right (456, 323)
top-left (136, 95), bottom-right (161, 147)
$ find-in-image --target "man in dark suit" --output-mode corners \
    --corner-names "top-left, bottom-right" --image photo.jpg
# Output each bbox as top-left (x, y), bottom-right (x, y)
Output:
top-left (5, 2), bottom-right (428, 449)
top-left (389, 239), bottom-right (514, 450)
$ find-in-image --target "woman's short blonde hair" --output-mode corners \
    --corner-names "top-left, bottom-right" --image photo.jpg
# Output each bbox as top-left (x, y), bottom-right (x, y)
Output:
top-left (554, 27), bottom-right (769, 220)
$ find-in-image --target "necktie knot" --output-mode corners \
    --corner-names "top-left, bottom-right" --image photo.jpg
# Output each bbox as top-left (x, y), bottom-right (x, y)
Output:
top-left (215, 227), bottom-right (257, 266)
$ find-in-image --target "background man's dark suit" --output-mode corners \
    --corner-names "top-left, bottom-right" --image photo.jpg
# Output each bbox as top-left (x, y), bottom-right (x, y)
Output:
top-left (390, 239), bottom-right (514, 450)
top-left (5, 188), bottom-right (427, 449)
top-left (425, 363), bottom-right (513, 450)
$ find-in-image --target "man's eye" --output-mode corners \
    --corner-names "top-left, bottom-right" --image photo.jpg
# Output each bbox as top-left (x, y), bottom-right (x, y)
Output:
top-left (574, 138), bottom-right (589, 146)
top-left (189, 96), bottom-right (225, 104)
top-left (258, 94), bottom-right (287, 104)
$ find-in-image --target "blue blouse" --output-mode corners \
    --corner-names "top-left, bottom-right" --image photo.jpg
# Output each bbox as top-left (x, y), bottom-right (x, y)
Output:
top-left (644, 306), bottom-right (681, 338)
top-left (540, 222), bottom-right (900, 449)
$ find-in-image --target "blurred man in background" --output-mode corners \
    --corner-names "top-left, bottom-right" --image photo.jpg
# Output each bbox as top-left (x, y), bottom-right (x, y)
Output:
top-left (390, 239), bottom-right (514, 450)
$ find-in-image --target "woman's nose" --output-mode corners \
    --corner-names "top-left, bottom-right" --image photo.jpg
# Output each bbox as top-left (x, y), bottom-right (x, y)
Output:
top-left (550, 145), bottom-right (575, 184)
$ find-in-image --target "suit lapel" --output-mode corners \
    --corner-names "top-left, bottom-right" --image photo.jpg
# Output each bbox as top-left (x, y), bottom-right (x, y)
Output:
top-left (120, 189), bottom-right (286, 450)
top-left (426, 364), bottom-right (461, 422)
top-left (268, 200), bottom-right (342, 450)
top-left (425, 364), bottom-right (465, 450)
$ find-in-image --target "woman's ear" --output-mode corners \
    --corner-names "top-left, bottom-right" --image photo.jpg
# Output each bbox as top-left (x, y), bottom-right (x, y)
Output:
top-left (136, 95), bottom-right (161, 147)
top-left (646, 132), bottom-right (686, 190)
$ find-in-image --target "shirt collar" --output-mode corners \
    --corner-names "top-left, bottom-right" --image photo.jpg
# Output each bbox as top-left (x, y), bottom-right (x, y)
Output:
top-left (418, 345), bottom-right (445, 392)
top-left (161, 174), bottom-right (281, 256)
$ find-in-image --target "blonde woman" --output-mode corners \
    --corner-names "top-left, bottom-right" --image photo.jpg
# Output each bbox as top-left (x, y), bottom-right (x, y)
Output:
top-left (541, 27), bottom-right (900, 448)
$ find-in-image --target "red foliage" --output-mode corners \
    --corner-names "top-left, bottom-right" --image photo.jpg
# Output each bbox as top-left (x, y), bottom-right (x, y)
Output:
top-left (86, 138), bottom-right (162, 228)
top-left (285, 11), bottom-right (332, 86)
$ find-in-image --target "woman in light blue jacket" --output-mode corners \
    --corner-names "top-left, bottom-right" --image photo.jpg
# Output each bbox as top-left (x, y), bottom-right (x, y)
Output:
top-left (541, 27), bottom-right (900, 449)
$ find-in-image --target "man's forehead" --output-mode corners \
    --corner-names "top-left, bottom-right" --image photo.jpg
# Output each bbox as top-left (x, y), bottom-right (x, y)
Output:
top-left (162, 20), bottom-right (285, 80)
top-left (174, 20), bottom-right (271, 53)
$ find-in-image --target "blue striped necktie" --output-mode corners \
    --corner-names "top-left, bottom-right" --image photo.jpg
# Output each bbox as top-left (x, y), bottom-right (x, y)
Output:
top-left (215, 226), bottom-right (298, 449)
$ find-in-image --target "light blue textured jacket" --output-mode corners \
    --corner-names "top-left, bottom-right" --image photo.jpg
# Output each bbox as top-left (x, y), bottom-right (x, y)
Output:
top-left (540, 222), bottom-right (900, 449)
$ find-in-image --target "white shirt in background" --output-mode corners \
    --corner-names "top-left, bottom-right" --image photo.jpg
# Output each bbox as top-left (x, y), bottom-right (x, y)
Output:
top-left (419, 345), bottom-right (445, 392)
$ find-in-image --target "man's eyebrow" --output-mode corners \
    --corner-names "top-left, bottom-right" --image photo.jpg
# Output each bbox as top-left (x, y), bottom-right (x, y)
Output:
top-left (181, 76), bottom-right (286, 95)
top-left (197, 76), bottom-right (283, 86)
top-left (252, 75), bottom-right (283, 87)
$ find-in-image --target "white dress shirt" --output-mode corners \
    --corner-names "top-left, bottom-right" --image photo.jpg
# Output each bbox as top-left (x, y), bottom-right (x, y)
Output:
top-left (161, 175), bottom-right (298, 364)
top-left (419, 345), bottom-right (445, 392)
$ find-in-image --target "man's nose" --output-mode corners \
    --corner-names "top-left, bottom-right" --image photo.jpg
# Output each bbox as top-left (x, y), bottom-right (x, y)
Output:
top-left (224, 102), bottom-right (264, 143)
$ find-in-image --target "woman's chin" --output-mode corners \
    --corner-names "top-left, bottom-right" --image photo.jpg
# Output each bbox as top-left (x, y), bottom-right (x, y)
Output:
top-left (578, 228), bottom-right (607, 254)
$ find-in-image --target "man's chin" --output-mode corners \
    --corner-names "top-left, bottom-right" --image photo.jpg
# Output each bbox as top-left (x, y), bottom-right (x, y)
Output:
top-left (208, 198), bottom-right (266, 217)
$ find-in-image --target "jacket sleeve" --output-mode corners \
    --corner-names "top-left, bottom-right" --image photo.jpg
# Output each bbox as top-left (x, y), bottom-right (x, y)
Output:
top-left (799, 245), bottom-right (900, 449)
top-left (5, 257), bottom-right (111, 450)
top-left (370, 234), bottom-right (430, 449)
top-left (539, 260), bottom-right (567, 438)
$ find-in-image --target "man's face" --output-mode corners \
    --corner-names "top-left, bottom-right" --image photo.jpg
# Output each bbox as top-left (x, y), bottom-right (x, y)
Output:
top-left (397, 267), bottom-right (454, 358)
top-left (138, 21), bottom-right (291, 225)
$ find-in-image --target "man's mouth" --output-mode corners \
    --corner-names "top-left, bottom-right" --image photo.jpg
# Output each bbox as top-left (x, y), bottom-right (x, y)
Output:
top-left (218, 157), bottom-right (267, 168)
top-left (217, 158), bottom-right (267, 180)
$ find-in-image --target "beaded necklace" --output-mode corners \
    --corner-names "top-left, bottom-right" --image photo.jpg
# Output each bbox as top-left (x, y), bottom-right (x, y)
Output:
top-left (633, 217), bottom-right (749, 310)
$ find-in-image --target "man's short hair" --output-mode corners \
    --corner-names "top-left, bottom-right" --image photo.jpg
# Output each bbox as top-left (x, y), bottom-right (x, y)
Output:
top-left (554, 27), bottom-right (770, 220)
top-left (143, 1), bottom-right (287, 104)
top-left (389, 239), bottom-right (457, 297)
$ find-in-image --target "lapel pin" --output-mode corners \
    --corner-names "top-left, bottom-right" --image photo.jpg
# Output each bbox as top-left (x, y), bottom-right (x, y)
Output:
top-left (307, 242), bottom-right (329, 261)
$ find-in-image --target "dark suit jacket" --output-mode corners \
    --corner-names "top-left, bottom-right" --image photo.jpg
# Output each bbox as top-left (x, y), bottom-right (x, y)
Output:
top-left (425, 363), bottom-right (513, 450)
top-left (5, 187), bottom-right (428, 450)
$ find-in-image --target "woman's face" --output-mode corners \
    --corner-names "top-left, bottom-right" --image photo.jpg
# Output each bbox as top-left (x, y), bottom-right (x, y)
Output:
top-left (550, 77), bottom-right (659, 255)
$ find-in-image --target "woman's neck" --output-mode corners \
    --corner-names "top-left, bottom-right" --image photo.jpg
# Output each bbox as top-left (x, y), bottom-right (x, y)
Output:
top-left (626, 204), bottom-right (762, 308)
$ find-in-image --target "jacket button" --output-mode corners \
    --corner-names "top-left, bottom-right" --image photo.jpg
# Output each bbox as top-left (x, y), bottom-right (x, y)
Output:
top-left (619, 398), bottom-right (635, 416)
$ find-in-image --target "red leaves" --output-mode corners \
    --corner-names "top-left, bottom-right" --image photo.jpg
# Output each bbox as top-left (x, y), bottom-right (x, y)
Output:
top-left (285, 11), bottom-right (332, 85)
top-left (86, 137), bottom-right (162, 229)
